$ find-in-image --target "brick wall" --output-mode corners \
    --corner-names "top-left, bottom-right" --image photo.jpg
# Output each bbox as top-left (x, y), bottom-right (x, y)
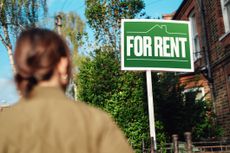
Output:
top-left (204, 0), bottom-right (230, 137)
top-left (174, 0), bottom-right (230, 138)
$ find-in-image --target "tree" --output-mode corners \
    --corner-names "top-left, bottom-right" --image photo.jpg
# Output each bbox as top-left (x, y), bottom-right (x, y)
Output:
top-left (56, 12), bottom-right (86, 99)
top-left (85, 0), bottom-right (145, 50)
top-left (77, 48), bottom-right (166, 152)
top-left (58, 12), bottom-right (85, 55)
top-left (82, 1), bottom-right (165, 152)
top-left (56, 11), bottom-right (87, 75)
top-left (0, 0), bottom-right (47, 73)
top-left (83, 0), bottom-right (222, 150)
top-left (152, 73), bottom-right (223, 141)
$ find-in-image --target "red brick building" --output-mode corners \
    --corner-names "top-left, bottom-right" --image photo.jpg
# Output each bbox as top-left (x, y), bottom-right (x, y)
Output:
top-left (173, 0), bottom-right (230, 137)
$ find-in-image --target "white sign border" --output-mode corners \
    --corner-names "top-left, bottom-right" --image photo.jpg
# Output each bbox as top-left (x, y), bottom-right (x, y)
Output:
top-left (121, 19), bottom-right (194, 72)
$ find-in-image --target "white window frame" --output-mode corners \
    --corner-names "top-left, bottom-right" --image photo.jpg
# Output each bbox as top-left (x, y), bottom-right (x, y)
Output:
top-left (183, 87), bottom-right (205, 101)
top-left (189, 11), bottom-right (201, 61)
top-left (221, 0), bottom-right (230, 33)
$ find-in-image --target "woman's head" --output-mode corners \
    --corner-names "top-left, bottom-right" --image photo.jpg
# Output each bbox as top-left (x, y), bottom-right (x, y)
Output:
top-left (14, 28), bottom-right (71, 97)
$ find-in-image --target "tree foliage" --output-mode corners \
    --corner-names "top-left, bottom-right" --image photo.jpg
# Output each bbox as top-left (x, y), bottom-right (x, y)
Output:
top-left (152, 73), bottom-right (222, 141)
top-left (0, 0), bottom-right (47, 72)
top-left (85, 0), bottom-right (145, 49)
top-left (58, 12), bottom-right (85, 54)
top-left (77, 48), bottom-right (166, 152)
top-left (81, 0), bottom-right (222, 151)
top-left (57, 12), bottom-right (86, 99)
top-left (77, 50), bottom-right (222, 151)
top-left (0, 0), bottom-right (47, 36)
top-left (57, 11), bottom-right (86, 74)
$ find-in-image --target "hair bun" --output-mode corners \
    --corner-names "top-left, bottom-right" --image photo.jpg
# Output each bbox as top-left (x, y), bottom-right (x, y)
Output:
top-left (14, 28), bottom-right (71, 97)
top-left (15, 74), bottom-right (38, 97)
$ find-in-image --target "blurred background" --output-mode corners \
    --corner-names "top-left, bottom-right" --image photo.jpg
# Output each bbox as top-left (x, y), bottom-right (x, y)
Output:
top-left (0, 0), bottom-right (183, 105)
top-left (1, 0), bottom-right (230, 152)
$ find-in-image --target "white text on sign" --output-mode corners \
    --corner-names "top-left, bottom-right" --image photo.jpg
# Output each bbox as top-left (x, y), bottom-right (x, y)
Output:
top-left (126, 36), bottom-right (187, 58)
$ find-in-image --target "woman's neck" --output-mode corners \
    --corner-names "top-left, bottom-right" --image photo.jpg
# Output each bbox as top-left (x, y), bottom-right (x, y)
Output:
top-left (38, 75), bottom-right (60, 87)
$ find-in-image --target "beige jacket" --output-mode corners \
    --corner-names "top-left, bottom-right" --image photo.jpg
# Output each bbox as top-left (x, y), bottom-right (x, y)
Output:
top-left (0, 86), bottom-right (134, 153)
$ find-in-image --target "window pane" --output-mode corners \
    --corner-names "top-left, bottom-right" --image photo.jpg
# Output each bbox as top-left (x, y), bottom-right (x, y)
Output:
top-left (194, 35), bottom-right (201, 60)
top-left (226, 3), bottom-right (230, 28)
top-left (224, 0), bottom-right (230, 4)
top-left (189, 12), bottom-right (201, 61)
top-left (196, 90), bottom-right (204, 100)
top-left (184, 87), bottom-right (205, 101)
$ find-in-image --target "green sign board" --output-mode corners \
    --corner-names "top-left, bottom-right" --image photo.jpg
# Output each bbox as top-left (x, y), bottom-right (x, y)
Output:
top-left (121, 19), bottom-right (194, 72)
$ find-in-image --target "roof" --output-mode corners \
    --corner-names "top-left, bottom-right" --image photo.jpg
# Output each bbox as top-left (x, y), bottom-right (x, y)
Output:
top-left (162, 12), bottom-right (175, 20)
top-left (173, 0), bottom-right (188, 19)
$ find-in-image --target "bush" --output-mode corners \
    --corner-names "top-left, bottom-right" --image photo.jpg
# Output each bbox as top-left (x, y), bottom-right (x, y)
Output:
top-left (152, 73), bottom-right (223, 141)
top-left (77, 48), bottom-right (166, 152)
top-left (76, 48), bottom-right (222, 152)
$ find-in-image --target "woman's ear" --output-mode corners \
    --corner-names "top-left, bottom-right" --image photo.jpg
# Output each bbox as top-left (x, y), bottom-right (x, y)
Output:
top-left (57, 57), bottom-right (69, 85)
top-left (57, 57), bottom-right (68, 75)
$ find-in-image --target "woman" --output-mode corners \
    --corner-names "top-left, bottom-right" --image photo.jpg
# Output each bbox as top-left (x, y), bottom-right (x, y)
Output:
top-left (0, 28), bottom-right (134, 153)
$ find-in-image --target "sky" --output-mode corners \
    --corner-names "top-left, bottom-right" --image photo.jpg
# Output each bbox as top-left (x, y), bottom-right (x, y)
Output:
top-left (0, 0), bottom-right (183, 105)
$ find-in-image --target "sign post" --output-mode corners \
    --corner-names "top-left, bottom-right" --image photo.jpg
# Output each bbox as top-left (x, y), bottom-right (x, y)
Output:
top-left (146, 70), bottom-right (157, 152)
top-left (121, 19), bottom-right (194, 152)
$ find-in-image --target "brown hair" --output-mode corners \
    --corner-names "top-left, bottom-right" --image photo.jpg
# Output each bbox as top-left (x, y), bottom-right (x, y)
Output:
top-left (14, 28), bottom-right (72, 97)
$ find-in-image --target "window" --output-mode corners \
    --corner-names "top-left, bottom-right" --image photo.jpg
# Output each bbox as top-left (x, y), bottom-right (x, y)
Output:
top-left (221, 0), bottom-right (230, 32)
top-left (189, 11), bottom-right (201, 61)
top-left (184, 87), bottom-right (205, 101)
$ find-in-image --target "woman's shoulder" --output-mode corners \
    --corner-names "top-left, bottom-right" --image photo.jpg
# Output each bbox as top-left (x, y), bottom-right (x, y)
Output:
top-left (67, 99), bottom-right (112, 123)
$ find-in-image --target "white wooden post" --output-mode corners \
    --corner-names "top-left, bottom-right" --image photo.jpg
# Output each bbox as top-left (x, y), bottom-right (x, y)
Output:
top-left (146, 70), bottom-right (157, 152)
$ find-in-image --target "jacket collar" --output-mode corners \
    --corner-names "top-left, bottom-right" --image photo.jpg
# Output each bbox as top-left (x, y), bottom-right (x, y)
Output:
top-left (29, 85), bottom-right (66, 99)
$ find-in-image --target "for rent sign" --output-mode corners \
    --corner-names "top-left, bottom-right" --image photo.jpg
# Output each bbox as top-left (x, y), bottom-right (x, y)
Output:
top-left (121, 19), bottom-right (194, 72)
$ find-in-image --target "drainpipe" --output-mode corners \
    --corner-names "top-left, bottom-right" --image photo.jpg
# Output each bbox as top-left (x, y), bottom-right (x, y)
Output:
top-left (197, 0), bottom-right (216, 111)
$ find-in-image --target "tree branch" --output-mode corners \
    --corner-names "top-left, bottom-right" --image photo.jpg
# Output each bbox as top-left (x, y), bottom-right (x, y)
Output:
top-left (2, 23), bottom-right (12, 49)
top-left (0, 34), bottom-right (8, 48)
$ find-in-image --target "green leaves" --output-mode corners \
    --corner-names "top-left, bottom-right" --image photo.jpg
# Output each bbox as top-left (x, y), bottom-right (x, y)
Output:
top-left (77, 49), bottom-right (158, 152)
top-left (0, 0), bottom-right (47, 72)
top-left (152, 73), bottom-right (223, 141)
top-left (58, 12), bottom-right (85, 54)
top-left (0, 0), bottom-right (47, 37)
top-left (85, 0), bottom-right (145, 48)
top-left (76, 48), bottom-right (222, 151)
top-left (80, 0), bottom-right (221, 150)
